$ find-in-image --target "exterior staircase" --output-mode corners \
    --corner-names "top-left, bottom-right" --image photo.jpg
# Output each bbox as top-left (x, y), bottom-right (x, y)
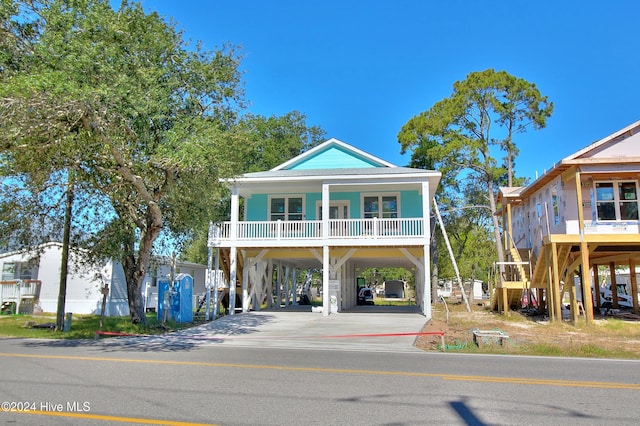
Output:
top-left (491, 235), bottom-right (531, 312)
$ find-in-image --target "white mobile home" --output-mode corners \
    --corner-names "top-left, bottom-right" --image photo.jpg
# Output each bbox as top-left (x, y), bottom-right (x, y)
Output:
top-left (0, 243), bottom-right (207, 316)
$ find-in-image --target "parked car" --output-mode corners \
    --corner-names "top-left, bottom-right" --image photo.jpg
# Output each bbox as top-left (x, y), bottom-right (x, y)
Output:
top-left (357, 288), bottom-right (374, 305)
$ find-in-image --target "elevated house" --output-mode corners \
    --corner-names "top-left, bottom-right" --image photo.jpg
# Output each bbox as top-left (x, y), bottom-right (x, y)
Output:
top-left (208, 138), bottom-right (441, 318)
top-left (497, 120), bottom-right (640, 322)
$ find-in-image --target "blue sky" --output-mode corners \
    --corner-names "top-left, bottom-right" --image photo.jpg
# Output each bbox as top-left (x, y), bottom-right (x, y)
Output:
top-left (140, 0), bottom-right (639, 182)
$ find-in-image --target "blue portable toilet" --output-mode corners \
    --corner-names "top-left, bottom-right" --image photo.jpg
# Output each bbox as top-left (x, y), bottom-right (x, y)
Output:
top-left (172, 273), bottom-right (193, 323)
top-left (157, 279), bottom-right (171, 322)
top-left (157, 274), bottom-right (193, 323)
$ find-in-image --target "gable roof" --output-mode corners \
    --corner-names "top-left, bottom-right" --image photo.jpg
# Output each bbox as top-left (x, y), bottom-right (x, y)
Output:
top-left (272, 138), bottom-right (397, 171)
top-left (567, 119), bottom-right (640, 161)
top-left (513, 119), bottom-right (640, 198)
top-left (222, 138), bottom-right (441, 197)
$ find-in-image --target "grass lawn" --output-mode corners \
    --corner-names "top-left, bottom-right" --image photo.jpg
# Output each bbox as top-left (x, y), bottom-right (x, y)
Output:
top-left (0, 312), bottom-right (200, 339)
top-left (417, 301), bottom-right (640, 359)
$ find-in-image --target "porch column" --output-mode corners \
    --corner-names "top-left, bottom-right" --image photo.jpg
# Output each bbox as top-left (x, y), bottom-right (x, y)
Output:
top-left (213, 247), bottom-right (220, 319)
top-left (292, 268), bottom-right (299, 306)
top-left (229, 187), bottom-right (239, 316)
top-left (242, 255), bottom-right (249, 312)
top-left (322, 245), bottom-right (330, 317)
top-left (322, 183), bottom-right (330, 316)
top-left (284, 266), bottom-right (291, 306)
top-left (421, 181), bottom-right (432, 318)
top-left (276, 261), bottom-right (282, 307)
top-left (229, 246), bottom-right (237, 315)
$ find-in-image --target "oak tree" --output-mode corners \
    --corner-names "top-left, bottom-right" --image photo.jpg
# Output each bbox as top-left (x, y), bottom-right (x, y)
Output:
top-left (1, 0), bottom-right (247, 323)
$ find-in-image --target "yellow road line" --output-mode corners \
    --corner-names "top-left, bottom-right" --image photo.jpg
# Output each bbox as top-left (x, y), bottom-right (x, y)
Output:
top-left (0, 409), bottom-right (214, 425)
top-left (1, 352), bottom-right (639, 390)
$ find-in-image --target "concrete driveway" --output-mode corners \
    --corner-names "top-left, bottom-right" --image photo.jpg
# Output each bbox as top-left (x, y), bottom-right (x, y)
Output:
top-left (162, 305), bottom-right (430, 353)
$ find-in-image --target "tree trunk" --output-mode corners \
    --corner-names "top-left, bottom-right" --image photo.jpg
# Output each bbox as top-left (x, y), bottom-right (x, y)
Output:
top-left (487, 180), bottom-right (505, 264)
top-left (56, 174), bottom-right (74, 331)
top-left (123, 208), bottom-right (164, 324)
top-left (123, 252), bottom-right (146, 324)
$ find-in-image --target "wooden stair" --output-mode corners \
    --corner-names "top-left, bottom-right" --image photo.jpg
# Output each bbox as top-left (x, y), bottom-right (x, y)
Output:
top-left (491, 237), bottom-right (531, 312)
top-left (529, 244), bottom-right (571, 289)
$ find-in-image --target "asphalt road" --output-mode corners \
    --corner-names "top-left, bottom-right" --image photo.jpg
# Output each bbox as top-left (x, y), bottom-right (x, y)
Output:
top-left (1, 310), bottom-right (640, 425)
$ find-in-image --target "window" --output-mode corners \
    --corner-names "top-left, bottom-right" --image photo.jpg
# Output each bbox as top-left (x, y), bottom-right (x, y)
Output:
top-left (270, 196), bottom-right (303, 221)
top-left (363, 196), bottom-right (379, 219)
top-left (595, 181), bottom-right (639, 221)
top-left (2, 262), bottom-right (16, 281)
top-left (363, 195), bottom-right (398, 218)
top-left (619, 182), bottom-right (638, 220)
top-left (551, 187), bottom-right (559, 225)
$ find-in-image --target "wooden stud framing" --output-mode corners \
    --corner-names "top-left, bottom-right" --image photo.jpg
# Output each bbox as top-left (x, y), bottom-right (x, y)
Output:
top-left (630, 259), bottom-right (639, 314)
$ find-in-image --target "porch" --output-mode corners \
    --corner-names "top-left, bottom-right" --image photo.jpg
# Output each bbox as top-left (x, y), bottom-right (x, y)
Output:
top-left (0, 279), bottom-right (42, 314)
top-left (211, 217), bottom-right (426, 247)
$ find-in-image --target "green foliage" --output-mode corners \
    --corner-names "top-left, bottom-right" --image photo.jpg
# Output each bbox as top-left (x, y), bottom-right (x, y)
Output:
top-left (0, 0), bottom-right (247, 322)
top-left (358, 267), bottom-right (413, 287)
top-left (236, 111), bottom-right (326, 172)
top-left (398, 69), bottom-right (553, 267)
top-left (181, 111), bottom-right (325, 264)
top-left (398, 68), bottom-right (552, 193)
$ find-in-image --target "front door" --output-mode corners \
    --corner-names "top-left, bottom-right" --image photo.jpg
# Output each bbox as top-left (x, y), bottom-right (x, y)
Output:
top-left (318, 202), bottom-right (349, 219)
top-left (319, 202), bottom-right (349, 237)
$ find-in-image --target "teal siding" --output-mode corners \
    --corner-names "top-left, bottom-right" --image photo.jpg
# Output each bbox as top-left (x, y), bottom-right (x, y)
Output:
top-left (304, 192), bottom-right (359, 219)
top-left (246, 194), bottom-right (268, 221)
top-left (336, 193), bottom-right (361, 218)
top-left (246, 190), bottom-right (421, 220)
top-left (289, 146), bottom-right (381, 170)
top-left (400, 190), bottom-right (423, 218)
top-left (306, 193), bottom-right (321, 219)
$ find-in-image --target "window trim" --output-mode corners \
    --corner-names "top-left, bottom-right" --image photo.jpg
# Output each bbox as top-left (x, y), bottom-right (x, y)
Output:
top-left (361, 193), bottom-right (400, 219)
top-left (593, 180), bottom-right (639, 222)
top-left (268, 195), bottom-right (305, 221)
top-left (316, 201), bottom-right (350, 220)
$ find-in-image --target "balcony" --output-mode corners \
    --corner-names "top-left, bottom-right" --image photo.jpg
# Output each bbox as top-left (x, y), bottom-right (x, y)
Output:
top-left (210, 218), bottom-right (426, 247)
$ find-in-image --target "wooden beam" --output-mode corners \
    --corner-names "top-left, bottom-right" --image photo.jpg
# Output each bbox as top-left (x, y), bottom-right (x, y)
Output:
top-left (609, 262), bottom-right (618, 309)
top-left (631, 259), bottom-right (639, 314)
top-left (593, 265), bottom-right (602, 309)
top-left (569, 274), bottom-right (578, 324)
top-left (580, 242), bottom-right (594, 323)
top-left (575, 171), bottom-right (585, 237)
top-left (551, 242), bottom-right (562, 322)
top-left (501, 287), bottom-right (509, 315)
top-left (545, 244), bottom-right (555, 321)
top-left (590, 253), bottom-right (640, 265)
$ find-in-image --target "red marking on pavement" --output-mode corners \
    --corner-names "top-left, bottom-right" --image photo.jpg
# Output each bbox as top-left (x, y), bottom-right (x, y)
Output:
top-left (95, 330), bottom-right (444, 340)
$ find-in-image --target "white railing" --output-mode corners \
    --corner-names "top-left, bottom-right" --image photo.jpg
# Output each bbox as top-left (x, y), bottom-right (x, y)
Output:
top-left (213, 218), bottom-right (425, 242)
top-left (1, 280), bottom-right (41, 314)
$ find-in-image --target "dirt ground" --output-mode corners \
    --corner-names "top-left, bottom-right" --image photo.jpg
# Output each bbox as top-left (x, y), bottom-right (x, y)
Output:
top-left (415, 301), bottom-right (640, 357)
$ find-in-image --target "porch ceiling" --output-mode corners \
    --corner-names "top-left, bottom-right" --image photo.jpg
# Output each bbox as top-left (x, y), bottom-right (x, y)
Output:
top-left (241, 246), bottom-right (423, 270)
